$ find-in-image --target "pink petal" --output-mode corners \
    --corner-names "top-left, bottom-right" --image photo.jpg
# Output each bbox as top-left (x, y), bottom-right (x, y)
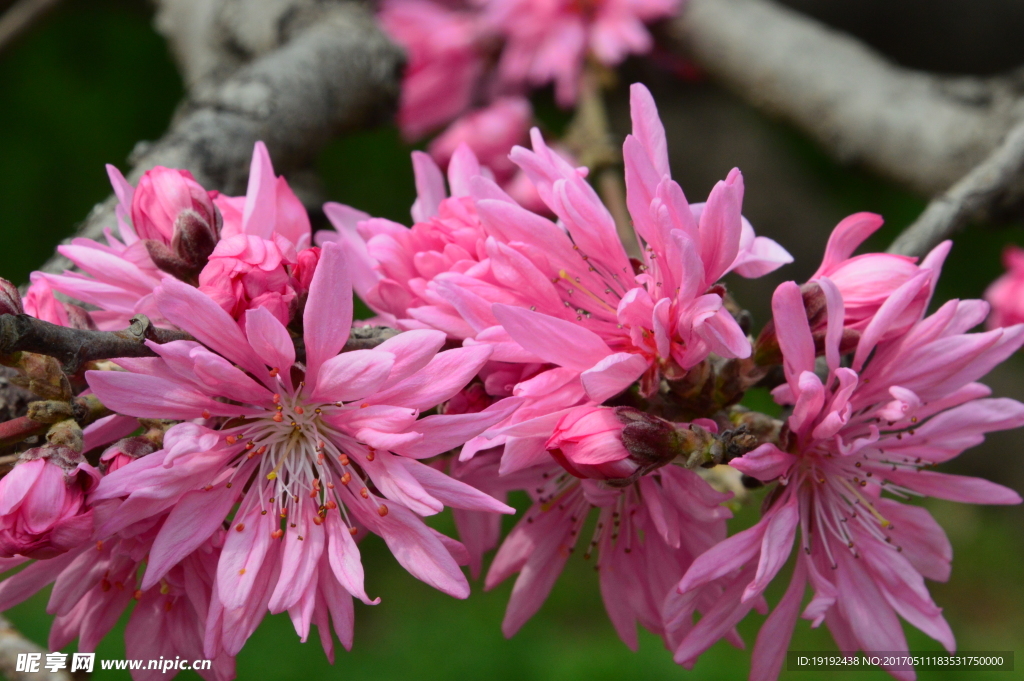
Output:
top-left (730, 443), bottom-right (796, 482)
top-left (303, 241), bottom-right (353, 381)
top-left (324, 510), bottom-right (376, 604)
top-left (394, 397), bottom-right (524, 459)
top-left (492, 304), bottom-right (612, 371)
top-left (154, 278), bottom-right (267, 378)
top-left (580, 352), bottom-right (649, 402)
top-left (310, 349), bottom-right (395, 403)
top-left (244, 306), bottom-right (296, 374)
top-left (750, 558), bottom-right (807, 681)
top-left (241, 141), bottom-right (277, 239)
top-left (369, 345), bottom-right (492, 410)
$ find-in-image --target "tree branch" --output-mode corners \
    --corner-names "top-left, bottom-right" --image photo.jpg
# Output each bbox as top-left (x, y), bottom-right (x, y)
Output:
top-left (0, 613), bottom-right (71, 681)
top-left (0, 314), bottom-right (192, 375)
top-left (0, 0), bottom-right (62, 56)
top-left (668, 0), bottom-right (1024, 195)
top-left (40, 0), bottom-right (403, 274)
top-left (887, 119), bottom-right (1024, 257)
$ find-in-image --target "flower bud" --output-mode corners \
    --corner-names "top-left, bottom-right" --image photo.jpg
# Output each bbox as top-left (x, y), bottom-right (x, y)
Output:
top-left (171, 207), bottom-right (221, 269)
top-left (0, 448), bottom-right (98, 558)
top-left (100, 435), bottom-right (157, 474)
top-left (131, 167), bottom-right (217, 246)
top-left (545, 406), bottom-right (638, 482)
top-left (0, 278), bottom-right (23, 316)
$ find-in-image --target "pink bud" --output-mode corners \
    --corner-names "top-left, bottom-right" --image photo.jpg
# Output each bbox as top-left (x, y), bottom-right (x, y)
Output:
top-left (545, 406), bottom-right (637, 481)
top-left (0, 451), bottom-right (98, 559)
top-left (131, 167), bottom-right (217, 246)
top-left (100, 436), bottom-right (157, 474)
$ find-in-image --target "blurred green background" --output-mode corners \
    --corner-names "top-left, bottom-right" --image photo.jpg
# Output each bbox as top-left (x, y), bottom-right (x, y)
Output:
top-left (0, 1), bottom-right (1022, 680)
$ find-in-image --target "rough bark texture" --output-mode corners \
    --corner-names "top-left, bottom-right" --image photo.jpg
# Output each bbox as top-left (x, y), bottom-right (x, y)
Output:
top-left (0, 314), bottom-right (193, 375)
top-left (40, 0), bottom-right (403, 274)
top-left (669, 0), bottom-right (1024, 195)
top-left (888, 119), bottom-right (1024, 256)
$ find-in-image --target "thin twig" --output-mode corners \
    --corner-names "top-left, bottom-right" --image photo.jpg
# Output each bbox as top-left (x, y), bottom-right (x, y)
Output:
top-left (888, 120), bottom-right (1024, 257)
top-left (0, 613), bottom-right (71, 681)
top-left (0, 314), bottom-right (192, 375)
top-left (0, 0), bottom-right (62, 55)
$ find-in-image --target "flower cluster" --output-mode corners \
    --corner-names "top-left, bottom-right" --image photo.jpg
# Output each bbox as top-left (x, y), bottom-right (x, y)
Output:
top-left (0, 83), bottom-right (1020, 681)
top-left (377, 0), bottom-right (681, 183)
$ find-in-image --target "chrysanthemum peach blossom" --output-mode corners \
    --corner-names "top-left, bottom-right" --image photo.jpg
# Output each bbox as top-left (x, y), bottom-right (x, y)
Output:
top-left (85, 242), bottom-right (520, 658)
top-left (670, 275), bottom-right (1024, 681)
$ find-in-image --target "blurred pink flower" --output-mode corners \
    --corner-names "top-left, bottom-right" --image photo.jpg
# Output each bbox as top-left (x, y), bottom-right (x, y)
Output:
top-left (484, 0), bottom-right (680, 105)
top-left (429, 98), bottom-right (533, 183)
top-left (985, 244), bottom-right (1024, 329)
top-left (85, 243), bottom-right (520, 658)
top-left (37, 142), bottom-right (312, 330)
top-left (379, 0), bottom-right (486, 140)
top-left (670, 277), bottom-right (1024, 680)
top-left (0, 451), bottom-right (99, 560)
top-left (23, 274), bottom-right (96, 329)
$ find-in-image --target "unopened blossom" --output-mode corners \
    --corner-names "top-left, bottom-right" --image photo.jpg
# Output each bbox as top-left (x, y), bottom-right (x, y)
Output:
top-left (985, 244), bottom-right (1024, 329)
top-left (379, 0), bottom-right (485, 140)
top-left (0, 521), bottom-right (235, 681)
top-left (545, 405), bottom-right (635, 480)
top-left (484, 0), bottom-right (680, 105)
top-left (37, 142), bottom-right (312, 330)
top-left (86, 243), bottom-right (520, 658)
top-left (670, 276), bottom-right (1024, 681)
top-left (0, 449), bottom-right (99, 559)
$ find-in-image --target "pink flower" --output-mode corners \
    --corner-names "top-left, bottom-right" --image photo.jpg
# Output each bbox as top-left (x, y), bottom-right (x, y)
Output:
top-left (442, 84), bottom-right (790, 465)
top-left (486, 460), bottom-right (732, 648)
top-left (0, 523), bottom-right (235, 681)
top-left (379, 0), bottom-right (485, 140)
top-left (85, 242), bottom-right (520, 659)
top-left (197, 234), bottom-right (299, 327)
top-left (429, 98), bottom-right (533, 184)
top-left (484, 0), bottom-right (680, 105)
top-left (0, 451), bottom-right (99, 559)
top-left (985, 245), bottom-right (1024, 329)
top-left (670, 276), bottom-right (1024, 680)
top-left (36, 142), bottom-right (312, 330)
top-left (322, 145), bottom-right (493, 335)
top-left (810, 212), bottom-right (950, 334)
